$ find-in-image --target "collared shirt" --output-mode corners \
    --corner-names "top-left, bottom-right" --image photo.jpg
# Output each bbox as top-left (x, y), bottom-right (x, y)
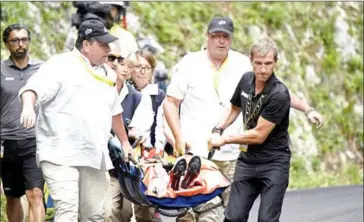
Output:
top-left (167, 49), bottom-right (252, 159)
top-left (230, 72), bottom-right (291, 164)
top-left (140, 84), bottom-right (166, 148)
top-left (154, 100), bottom-right (168, 151)
top-left (116, 81), bottom-right (153, 136)
top-left (1, 57), bottom-right (43, 140)
top-left (18, 49), bottom-right (122, 170)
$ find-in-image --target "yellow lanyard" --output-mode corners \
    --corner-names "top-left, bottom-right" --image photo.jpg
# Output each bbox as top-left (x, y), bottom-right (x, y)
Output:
top-left (77, 55), bottom-right (116, 87)
top-left (211, 57), bottom-right (228, 92)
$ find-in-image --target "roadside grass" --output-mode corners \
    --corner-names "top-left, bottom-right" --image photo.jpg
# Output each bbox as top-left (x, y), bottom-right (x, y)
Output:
top-left (289, 162), bottom-right (363, 189)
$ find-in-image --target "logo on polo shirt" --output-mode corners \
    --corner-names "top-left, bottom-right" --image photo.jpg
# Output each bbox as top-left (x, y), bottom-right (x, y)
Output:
top-left (241, 91), bottom-right (248, 99)
top-left (5, 77), bottom-right (15, 81)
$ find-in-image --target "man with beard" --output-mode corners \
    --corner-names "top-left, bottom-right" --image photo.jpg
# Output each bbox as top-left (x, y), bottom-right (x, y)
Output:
top-left (1, 24), bottom-right (45, 222)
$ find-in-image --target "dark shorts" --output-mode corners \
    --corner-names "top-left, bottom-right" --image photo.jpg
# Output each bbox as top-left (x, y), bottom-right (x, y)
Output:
top-left (0, 138), bottom-right (44, 198)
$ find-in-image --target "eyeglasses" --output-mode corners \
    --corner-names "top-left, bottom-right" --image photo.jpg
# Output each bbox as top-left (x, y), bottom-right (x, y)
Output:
top-left (107, 55), bottom-right (124, 64)
top-left (134, 65), bottom-right (152, 74)
top-left (7, 37), bottom-right (30, 45)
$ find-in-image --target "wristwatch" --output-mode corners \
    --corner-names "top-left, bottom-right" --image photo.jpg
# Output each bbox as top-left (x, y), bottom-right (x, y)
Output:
top-left (304, 107), bottom-right (315, 117)
top-left (212, 126), bottom-right (224, 135)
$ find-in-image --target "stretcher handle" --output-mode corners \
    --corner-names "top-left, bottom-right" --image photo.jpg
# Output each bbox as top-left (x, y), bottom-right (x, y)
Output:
top-left (127, 136), bottom-right (142, 166)
top-left (131, 136), bottom-right (143, 148)
top-left (207, 146), bottom-right (220, 160)
top-left (207, 149), bottom-right (215, 160)
top-left (128, 153), bottom-right (138, 166)
top-left (155, 207), bottom-right (189, 217)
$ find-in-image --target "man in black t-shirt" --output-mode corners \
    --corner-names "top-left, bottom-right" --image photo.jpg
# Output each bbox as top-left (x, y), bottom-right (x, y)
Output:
top-left (209, 37), bottom-right (291, 222)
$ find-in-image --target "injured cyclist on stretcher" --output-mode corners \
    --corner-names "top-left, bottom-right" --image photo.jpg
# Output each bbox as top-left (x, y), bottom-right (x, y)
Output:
top-left (141, 155), bottom-right (230, 199)
top-left (108, 135), bottom-right (230, 201)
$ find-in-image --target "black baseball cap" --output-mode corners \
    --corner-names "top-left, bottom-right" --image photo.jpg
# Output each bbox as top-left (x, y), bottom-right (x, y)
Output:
top-left (207, 16), bottom-right (234, 35)
top-left (78, 19), bottom-right (118, 44)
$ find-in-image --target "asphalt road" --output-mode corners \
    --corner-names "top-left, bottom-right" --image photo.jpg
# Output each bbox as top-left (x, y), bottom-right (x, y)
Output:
top-left (249, 185), bottom-right (363, 222)
top-left (158, 185), bottom-right (363, 222)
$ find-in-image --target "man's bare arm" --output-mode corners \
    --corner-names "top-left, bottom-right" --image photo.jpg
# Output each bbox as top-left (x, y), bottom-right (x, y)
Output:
top-left (290, 92), bottom-right (324, 128)
top-left (290, 92), bottom-right (309, 111)
top-left (163, 95), bottom-right (185, 155)
top-left (163, 96), bottom-right (182, 140)
top-left (20, 90), bottom-right (37, 107)
top-left (20, 90), bottom-right (38, 128)
top-left (224, 116), bottom-right (276, 145)
top-left (112, 113), bottom-right (133, 157)
top-left (216, 104), bottom-right (241, 130)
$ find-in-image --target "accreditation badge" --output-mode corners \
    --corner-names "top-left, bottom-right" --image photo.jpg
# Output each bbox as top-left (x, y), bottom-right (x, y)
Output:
top-left (239, 145), bottom-right (247, 152)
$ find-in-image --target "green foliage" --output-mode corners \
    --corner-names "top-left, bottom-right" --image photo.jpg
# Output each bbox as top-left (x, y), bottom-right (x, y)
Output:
top-left (132, 1), bottom-right (363, 157)
top-left (1, 2), bottom-right (73, 60)
top-left (132, 2), bottom-right (364, 191)
top-left (290, 160), bottom-right (363, 189)
top-left (261, 4), bottom-right (289, 29)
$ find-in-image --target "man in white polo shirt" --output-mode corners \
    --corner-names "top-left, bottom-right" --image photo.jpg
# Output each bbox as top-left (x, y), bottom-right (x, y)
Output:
top-left (18, 19), bottom-right (133, 221)
top-left (164, 16), bottom-right (323, 221)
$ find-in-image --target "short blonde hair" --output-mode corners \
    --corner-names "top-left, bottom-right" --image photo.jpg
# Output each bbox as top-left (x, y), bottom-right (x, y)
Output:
top-left (250, 37), bottom-right (278, 61)
top-left (124, 52), bottom-right (137, 65)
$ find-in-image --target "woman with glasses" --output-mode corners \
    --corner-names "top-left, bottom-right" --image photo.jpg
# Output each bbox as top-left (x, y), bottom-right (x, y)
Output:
top-left (104, 43), bottom-right (154, 222)
top-left (128, 49), bottom-right (168, 222)
top-left (128, 50), bottom-right (168, 157)
top-left (107, 49), bottom-right (154, 143)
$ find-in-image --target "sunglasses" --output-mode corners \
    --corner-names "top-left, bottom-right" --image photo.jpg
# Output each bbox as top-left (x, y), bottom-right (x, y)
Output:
top-left (107, 55), bottom-right (124, 64)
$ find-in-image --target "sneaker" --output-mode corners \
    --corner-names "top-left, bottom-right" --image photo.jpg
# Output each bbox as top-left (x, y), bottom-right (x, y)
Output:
top-left (169, 158), bottom-right (187, 190)
top-left (181, 156), bottom-right (201, 189)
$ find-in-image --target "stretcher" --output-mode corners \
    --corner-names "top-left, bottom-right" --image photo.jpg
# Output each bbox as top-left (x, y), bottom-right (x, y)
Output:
top-left (108, 137), bottom-right (230, 217)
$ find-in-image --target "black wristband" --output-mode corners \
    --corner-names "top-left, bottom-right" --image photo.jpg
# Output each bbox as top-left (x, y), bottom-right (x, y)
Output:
top-left (212, 126), bottom-right (224, 135)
